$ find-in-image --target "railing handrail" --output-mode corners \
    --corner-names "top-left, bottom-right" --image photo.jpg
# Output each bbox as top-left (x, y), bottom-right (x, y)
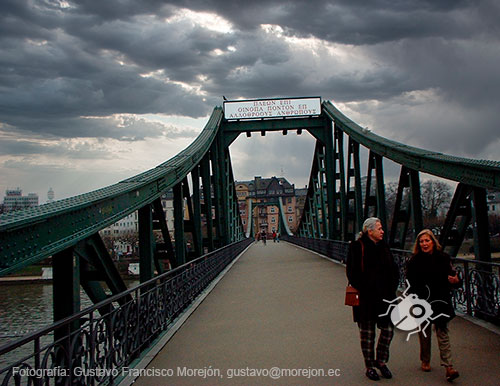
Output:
top-left (285, 236), bottom-right (500, 268)
top-left (283, 235), bottom-right (500, 325)
top-left (0, 239), bottom-right (245, 357)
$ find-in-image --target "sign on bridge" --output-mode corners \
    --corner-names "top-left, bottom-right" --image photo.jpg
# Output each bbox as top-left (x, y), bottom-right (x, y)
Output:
top-left (223, 97), bottom-right (321, 120)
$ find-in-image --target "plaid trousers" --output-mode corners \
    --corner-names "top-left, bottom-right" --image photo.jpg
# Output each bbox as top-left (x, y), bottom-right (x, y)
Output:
top-left (358, 321), bottom-right (394, 368)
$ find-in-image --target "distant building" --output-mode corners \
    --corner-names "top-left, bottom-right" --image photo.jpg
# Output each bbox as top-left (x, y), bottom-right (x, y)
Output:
top-left (47, 187), bottom-right (55, 203)
top-left (295, 187), bottom-right (308, 221)
top-left (487, 190), bottom-right (500, 214)
top-left (3, 188), bottom-right (39, 212)
top-left (160, 190), bottom-right (175, 234)
top-left (235, 176), bottom-right (304, 235)
top-left (100, 190), bottom-right (175, 238)
top-left (101, 211), bottom-right (139, 238)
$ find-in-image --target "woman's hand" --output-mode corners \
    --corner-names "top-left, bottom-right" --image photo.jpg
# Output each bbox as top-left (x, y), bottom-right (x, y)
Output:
top-left (448, 274), bottom-right (460, 284)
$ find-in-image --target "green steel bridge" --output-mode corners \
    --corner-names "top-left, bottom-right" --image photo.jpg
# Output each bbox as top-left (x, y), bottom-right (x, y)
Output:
top-left (1, 98), bottom-right (499, 385)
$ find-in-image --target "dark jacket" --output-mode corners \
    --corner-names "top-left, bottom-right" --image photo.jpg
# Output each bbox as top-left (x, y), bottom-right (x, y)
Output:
top-left (405, 250), bottom-right (457, 327)
top-left (346, 234), bottom-right (400, 323)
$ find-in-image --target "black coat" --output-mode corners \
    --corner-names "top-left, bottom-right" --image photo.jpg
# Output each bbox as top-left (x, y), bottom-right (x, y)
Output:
top-left (346, 234), bottom-right (400, 323)
top-left (405, 250), bottom-right (457, 327)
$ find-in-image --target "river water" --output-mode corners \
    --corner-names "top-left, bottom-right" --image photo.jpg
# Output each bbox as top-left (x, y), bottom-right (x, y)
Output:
top-left (0, 280), bottom-right (138, 371)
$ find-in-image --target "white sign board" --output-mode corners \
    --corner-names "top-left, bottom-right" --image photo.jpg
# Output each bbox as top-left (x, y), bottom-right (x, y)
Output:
top-left (223, 97), bottom-right (321, 120)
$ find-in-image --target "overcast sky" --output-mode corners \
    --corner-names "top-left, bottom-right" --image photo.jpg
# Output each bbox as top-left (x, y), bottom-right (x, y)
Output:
top-left (1, 0), bottom-right (499, 202)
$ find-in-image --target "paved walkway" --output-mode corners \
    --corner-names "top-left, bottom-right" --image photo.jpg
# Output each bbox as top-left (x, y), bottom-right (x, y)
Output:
top-left (130, 241), bottom-right (500, 385)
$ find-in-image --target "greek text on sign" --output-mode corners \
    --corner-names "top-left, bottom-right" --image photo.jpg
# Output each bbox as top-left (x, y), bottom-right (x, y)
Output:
top-left (223, 97), bottom-right (321, 120)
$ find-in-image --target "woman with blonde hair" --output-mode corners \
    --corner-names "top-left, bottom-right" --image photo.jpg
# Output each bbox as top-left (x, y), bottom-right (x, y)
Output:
top-left (406, 229), bottom-right (461, 382)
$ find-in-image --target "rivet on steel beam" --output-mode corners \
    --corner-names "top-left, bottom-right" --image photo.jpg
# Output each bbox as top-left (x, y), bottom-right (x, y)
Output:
top-left (261, 130), bottom-right (266, 136)
top-left (297, 129), bottom-right (302, 135)
top-left (246, 131), bottom-right (251, 137)
top-left (283, 130), bottom-right (288, 135)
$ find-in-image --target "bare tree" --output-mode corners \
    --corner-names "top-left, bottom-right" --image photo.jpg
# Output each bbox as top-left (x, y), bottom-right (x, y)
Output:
top-left (421, 180), bottom-right (452, 223)
top-left (384, 181), bottom-right (399, 225)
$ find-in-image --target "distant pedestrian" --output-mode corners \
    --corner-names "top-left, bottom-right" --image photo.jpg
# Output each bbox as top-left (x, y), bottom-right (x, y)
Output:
top-left (276, 232), bottom-right (280, 242)
top-left (346, 217), bottom-right (400, 381)
top-left (260, 230), bottom-right (267, 245)
top-left (406, 229), bottom-right (460, 381)
top-left (272, 231), bottom-right (277, 242)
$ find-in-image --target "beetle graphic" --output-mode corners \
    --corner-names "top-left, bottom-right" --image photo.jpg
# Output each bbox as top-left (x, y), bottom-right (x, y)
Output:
top-left (379, 280), bottom-right (450, 341)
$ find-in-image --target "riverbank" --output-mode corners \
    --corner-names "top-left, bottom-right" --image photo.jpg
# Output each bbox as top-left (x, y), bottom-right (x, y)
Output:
top-left (0, 275), bottom-right (52, 284)
top-left (0, 259), bottom-right (144, 285)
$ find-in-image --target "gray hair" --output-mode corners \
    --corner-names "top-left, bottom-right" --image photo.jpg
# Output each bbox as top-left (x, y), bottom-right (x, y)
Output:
top-left (357, 217), bottom-right (381, 239)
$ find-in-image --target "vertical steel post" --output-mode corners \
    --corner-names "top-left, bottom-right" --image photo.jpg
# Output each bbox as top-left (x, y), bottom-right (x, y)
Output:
top-left (472, 187), bottom-right (492, 263)
top-left (53, 247), bottom-right (80, 323)
top-left (323, 119), bottom-right (336, 240)
top-left (200, 155), bottom-right (214, 252)
top-left (374, 153), bottom-right (388, 233)
top-left (226, 154), bottom-right (238, 242)
top-left (217, 139), bottom-right (230, 245)
top-left (390, 166), bottom-right (411, 248)
top-left (346, 137), bottom-right (363, 238)
top-left (316, 149), bottom-right (328, 238)
top-left (191, 166), bottom-right (203, 255)
top-left (182, 176), bottom-right (200, 259)
top-left (52, 246), bottom-right (79, 374)
top-left (312, 176), bottom-right (322, 236)
top-left (364, 151), bottom-right (387, 233)
top-left (440, 183), bottom-right (473, 256)
top-left (307, 198), bottom-right (318, 238)
top-left (211, 143), bottom-right (223, 247)
top-left (409, 169), bottom-right (423, 236)
top-left (364, 152), bottom-right (375, 219)
top-left (334, 125), bottom-right (348, 240)
top-left (173, 182), bottom-right (186, 266)
top-left (138, 204), bottom-right (154, 281)
top-left (152, 198), bottom-right (175, 271)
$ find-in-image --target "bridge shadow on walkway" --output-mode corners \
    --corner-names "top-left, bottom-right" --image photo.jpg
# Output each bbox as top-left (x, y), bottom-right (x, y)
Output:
top-left (129, 241), bottom-right (500, 385)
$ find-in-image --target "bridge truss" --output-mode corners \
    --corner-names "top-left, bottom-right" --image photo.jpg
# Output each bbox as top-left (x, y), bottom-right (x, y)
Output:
top-left (1, 100), bottom-right (500, 318)
top-left (298, 101), bottom-right (500, 264)
top-left (1, 98), bottom-right (499, 385)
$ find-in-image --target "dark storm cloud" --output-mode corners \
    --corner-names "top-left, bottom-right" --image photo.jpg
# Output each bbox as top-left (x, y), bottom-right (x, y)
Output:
top-left (0, 0), bottom-right (218, 140)
top-left (0, 0), bottom-right (499, 163)
top-left (168, 0), bottom-right (488, 44)
top-left (0, 137), bottom-right (112, 158)
top-left (0, 114), bottom-right (198, 142)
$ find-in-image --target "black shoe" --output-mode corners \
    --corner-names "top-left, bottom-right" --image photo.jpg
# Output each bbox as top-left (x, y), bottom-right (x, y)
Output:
top-left (376, 363), bottom-right (393, 379)
top-left (366, 368), bottom-right (380, 381)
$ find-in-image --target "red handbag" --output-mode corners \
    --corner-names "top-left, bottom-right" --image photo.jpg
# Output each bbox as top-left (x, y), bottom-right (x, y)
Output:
top-left (345, 285), bottom-right (360, 306)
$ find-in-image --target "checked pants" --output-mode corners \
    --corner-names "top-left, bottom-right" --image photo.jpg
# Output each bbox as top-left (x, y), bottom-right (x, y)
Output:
top-left (358, 321), bottom-right (394, 368)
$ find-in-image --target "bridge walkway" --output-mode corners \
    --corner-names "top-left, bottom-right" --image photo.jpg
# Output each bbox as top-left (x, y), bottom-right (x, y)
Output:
top-left (129, 241), bottom-right (500, 385)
